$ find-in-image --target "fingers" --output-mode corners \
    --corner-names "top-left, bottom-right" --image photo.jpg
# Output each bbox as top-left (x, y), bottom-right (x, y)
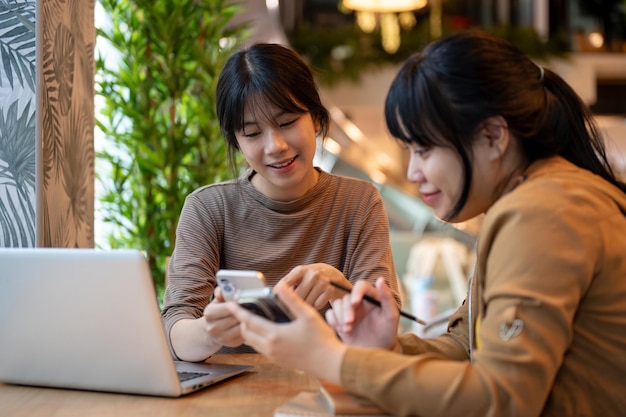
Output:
top-left (224, 301), bottom-right (278, 354)
top-left (327, 278), bottom-right (392, 335)
top-left (225, 288), bottom-right (344, 372)
top-left (203, 300), bottom-right (244, 347)
top-left (276, 265), bottom-right (333, 309)
top-left (349, 279), bottom-right (380, 308)
top-left (327, 295), bottom-right (354, 333)
top-left (224, 302), bottom-right (262, 337)
top-left (213, 322), bottom-right (245, 347)
top-left (274, 285), bottom-right (319, 320)
top-left (274, 266), bottom-right (303, 291)
top-left (312, 291), bottom-right (331, 310)
top-left (203, 297), bottom-right (232, 320)
top-left (213, 286), bottom-right (225, 302)
top-left (375, 277), bottom-right (396, 312)
top-left (325, 304), bottom-right (339, 328)
top-left (294, 280), bottom-right (329, 309)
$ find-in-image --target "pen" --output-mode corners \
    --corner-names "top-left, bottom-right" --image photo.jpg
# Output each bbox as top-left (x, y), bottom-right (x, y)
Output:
top-left (328, 281), bottom-right (427, 325)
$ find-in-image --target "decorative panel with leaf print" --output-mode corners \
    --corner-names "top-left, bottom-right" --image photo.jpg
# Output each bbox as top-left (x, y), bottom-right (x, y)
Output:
top-left (39, 0), bottom-right (95, 247)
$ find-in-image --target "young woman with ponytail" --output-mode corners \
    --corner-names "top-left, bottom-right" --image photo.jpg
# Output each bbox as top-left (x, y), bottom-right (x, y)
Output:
top-left (226, 31), bottom-right (626, 417)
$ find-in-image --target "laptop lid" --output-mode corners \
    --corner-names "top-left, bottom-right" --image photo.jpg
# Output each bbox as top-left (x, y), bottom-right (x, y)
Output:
top-left (0, 248), bottom-right (251, 397)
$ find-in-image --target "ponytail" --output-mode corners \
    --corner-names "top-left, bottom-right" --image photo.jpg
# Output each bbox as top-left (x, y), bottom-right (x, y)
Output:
top-left (540, 68), bottom-right (626, 193)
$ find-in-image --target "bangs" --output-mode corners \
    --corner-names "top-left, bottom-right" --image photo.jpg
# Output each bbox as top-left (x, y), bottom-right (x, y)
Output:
top-left (233, 85), bottom-right (309, 132)
top-left (386, 103), bottom-right (449, 149)
top-left (384, 57), bottom-right (456, 149)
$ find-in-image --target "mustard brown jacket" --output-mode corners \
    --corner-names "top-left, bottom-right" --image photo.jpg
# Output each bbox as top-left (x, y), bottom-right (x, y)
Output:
top-left (341, 156), bottom-right (626, 417)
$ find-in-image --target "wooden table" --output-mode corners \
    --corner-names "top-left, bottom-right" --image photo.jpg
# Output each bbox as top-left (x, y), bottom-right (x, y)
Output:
top-left (0, 354), bottom-right (319, 417)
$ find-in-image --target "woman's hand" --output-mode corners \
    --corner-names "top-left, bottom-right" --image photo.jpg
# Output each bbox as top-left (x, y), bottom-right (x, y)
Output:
top-left (274, 264), bottom-right (349, 309)
top-left (201, 286), bottom-right (245, 348)
top-left (326, 278), bottom-right (399, 350)
top-left (170, 286), bottom-right (245, 362)
top-left (225, 286), bottom-right (347, 384)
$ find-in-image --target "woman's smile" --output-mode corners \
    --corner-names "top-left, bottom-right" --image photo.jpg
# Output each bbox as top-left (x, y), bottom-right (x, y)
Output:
top-left (420, 191), bottom-right (440, 206)
top-left (268, 155), bottom-right (298, 170)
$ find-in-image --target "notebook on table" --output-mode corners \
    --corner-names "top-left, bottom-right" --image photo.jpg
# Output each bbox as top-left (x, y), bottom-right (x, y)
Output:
top-left (0, 248), bottom-right (252, 397)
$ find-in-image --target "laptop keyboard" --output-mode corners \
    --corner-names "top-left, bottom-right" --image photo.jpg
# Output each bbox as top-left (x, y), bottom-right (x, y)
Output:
top-left (178, 371), bottom-right (209, 382)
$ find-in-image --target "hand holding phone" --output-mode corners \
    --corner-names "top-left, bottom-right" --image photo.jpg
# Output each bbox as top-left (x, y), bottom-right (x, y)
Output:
top-left (216, 269), bottom-right (292, 322)
top-left (236, 290), bottom-right (293, 323)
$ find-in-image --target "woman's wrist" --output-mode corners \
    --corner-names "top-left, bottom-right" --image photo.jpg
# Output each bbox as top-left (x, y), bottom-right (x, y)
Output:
top-left (171, 317), bottom-right (222, 362)
top-left (316, 342), bottom-right (348, 385)
top-left (390, 338), bottom-right (402, 353)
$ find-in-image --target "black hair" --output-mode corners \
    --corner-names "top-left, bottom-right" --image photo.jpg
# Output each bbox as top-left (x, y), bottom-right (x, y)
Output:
top-left (385, 30), bottom-right (626, 220)
top-left (216, 43), bottom-right (330, 175)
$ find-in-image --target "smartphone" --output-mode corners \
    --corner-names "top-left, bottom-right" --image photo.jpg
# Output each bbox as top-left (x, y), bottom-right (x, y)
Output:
top-left (216, 269), bottom-right (292, 322)
top-left (236, 291), bottom-right (293, 323)
top-left (216, 269), bottom-right (267, 301)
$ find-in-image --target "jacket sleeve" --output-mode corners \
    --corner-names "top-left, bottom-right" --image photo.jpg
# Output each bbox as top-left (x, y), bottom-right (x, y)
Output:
top-left (398, 299), bottom-right (470, 360)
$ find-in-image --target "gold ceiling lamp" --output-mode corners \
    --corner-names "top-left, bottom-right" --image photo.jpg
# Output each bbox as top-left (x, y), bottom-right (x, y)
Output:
top-left (343, 0), bottom-right (427, 54)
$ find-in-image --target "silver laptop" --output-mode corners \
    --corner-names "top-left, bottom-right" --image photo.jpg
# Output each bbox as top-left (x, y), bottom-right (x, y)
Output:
top-left (0, 248), bottom-right (252, 397)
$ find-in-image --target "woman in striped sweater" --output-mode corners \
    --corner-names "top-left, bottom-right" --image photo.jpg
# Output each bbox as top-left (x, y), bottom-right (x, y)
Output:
top-left (161, 43), bottom-right (401, 361)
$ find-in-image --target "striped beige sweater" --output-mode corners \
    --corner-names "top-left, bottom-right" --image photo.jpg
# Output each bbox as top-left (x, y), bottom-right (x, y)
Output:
top-left (161, 168), bottom-right (400, 355)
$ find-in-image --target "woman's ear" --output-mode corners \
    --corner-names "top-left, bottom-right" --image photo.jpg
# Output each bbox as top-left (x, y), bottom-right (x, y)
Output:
top-left (481, 115), bottom-right (510, 161)
top-left (314, 118), bottom-right (321, 136)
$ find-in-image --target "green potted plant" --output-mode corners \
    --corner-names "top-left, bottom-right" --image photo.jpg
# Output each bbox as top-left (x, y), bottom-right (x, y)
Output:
top-left (95, 0), bottom-right (250, 296)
